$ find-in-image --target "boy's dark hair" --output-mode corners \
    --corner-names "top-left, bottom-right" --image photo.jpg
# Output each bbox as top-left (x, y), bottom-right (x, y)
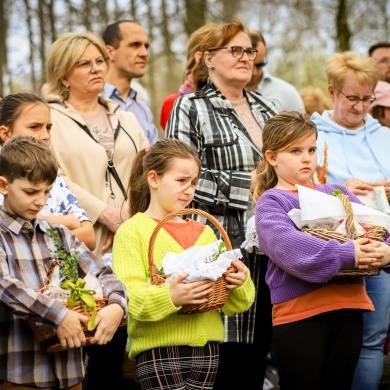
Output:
top-left (102, 20), bottom-right (137, 48)
top-left (368, 42), bottom-right (390, 57)
top-left (0, 136), bottom-right (58, 184)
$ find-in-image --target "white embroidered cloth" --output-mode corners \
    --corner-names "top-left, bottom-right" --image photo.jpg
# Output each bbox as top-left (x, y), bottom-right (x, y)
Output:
top-left (288, 184), bottom-right (390, 232)
top-left (162, 240), bottom-right (242, 283)
top-left (241, 215), bottom-right (258, 253)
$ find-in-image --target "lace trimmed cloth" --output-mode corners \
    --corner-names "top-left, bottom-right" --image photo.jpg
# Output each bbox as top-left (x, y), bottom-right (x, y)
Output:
top-left (161, 240), bottom-right (242, 283)
top-left (241, 215), bottom-right (259, 253)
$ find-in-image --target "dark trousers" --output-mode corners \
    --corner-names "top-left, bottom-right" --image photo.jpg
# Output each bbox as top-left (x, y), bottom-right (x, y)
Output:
top-left (82, 327), bottom-right (128, 390)
top-left (213, 255), bottom-right (273, 389)
top-left (274, 309), bottom-right (363, 390)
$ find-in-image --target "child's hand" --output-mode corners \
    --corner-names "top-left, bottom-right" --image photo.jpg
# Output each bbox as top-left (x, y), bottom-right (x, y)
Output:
top-left (169, 273), bottom-right (214, 307)
top-left (89, 303), bottom-right (125, 345)
top-left (353, 238), bottom-right (388, 268)
top-left (57, 310), bottom-right (89, 349)
top-left (224, 260), bottom-right (248, 290)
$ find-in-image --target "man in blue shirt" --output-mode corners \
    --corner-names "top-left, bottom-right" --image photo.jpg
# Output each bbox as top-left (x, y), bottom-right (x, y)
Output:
top-left (246, 29), bottom-right (304, 112)
top-left (102, 20), bottom-right (159, 144)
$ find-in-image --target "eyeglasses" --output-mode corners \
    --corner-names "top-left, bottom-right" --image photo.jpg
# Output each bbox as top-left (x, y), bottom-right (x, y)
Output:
top-left (74, 56), bottom-right (110, 71)
top-left (254, 59), bottom-right (268, 69)
top-left (208, 46), bottom-right (258, 61)
top-left (339, 90), bottom-right (376, 106)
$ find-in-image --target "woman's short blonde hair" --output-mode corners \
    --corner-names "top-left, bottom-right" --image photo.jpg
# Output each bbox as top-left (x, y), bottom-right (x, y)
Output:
top-left (325, 51), bottom-right (379, 92)
top-left (46, 32), bottom-right (109, 98)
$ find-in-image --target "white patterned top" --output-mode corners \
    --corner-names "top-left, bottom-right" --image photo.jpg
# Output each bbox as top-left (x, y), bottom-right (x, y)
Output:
top-left (0, 175), bottom-right (90, 221)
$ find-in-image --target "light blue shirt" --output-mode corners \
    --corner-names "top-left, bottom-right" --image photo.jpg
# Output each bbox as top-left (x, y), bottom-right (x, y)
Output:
top-left (312, 110), bottom-right (390, 184)
top-left (103, 82), bottom-right (159, 144)
top-left (258, 70), bottom-right (305, 112)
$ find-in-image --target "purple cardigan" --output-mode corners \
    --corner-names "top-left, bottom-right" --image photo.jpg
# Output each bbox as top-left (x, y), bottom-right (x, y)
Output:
top-left (255, 184), bottom-right (388, 304)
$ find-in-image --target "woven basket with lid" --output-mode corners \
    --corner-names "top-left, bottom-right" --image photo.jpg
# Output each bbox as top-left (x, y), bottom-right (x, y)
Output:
top-left (148, 208), bottom-right (237, 315)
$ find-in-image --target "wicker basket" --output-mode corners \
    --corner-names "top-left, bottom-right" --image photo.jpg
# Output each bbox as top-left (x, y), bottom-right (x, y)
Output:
top-left (29, 261), bottom-right (127, 353)
top-left (29, 298), bottom-right (111, 353)
top-left (302, 192), bottom-right (386, 277)
top-left (148, 208), bottom-right (236, 314)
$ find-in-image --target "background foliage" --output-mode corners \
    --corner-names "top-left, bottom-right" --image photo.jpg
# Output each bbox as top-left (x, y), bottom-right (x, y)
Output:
top-left (1, 0), bottom-right (390, 131)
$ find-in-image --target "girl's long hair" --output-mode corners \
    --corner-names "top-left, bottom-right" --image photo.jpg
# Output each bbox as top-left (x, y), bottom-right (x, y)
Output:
top-left (128, 138), bottom-right (201, 216)
top-left (253, 111), bottom-right (317, 202)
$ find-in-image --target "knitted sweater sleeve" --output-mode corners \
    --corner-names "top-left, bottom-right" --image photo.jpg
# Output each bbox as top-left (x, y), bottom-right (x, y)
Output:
top-left (113, 217), bottom-right (181, 322)
top-left (256, 191), bottom-right (357, 283)
top-left (222, 271), bottom-right (255, 316)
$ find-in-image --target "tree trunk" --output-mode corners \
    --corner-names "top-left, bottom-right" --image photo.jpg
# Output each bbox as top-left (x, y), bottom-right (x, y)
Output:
top-left (97, 0), bottom-right (109, 27)
top-left (23, 0), bottom-right (37, 92)
top-left (48, 0), bottom-right (56, 42)
top-left (145, 0), bottom-right (156, 110)
top-left (0, 0), bottom-right (8, 96)
top-left (81, 0), bottom-right (93, 31)
top-left (336, 0), bottom-right (351, 51)
top-left (38, 0), bottom-right (46, 88)
top-left (185, 0), bottom-right (206, 35)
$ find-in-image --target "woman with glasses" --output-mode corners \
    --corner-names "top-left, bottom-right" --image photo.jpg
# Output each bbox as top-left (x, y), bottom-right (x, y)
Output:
top-left (45, 31), bottom-right (149, 390)
top-left (312, 51), bottom-right (390, 390)
top-left (166, 18), bottom-right (278, 390)
top-left (159, 22), bottom-right (219, 130)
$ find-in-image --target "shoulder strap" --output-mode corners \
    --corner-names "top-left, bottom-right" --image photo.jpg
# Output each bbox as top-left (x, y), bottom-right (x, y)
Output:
top-left (70, 118), bottom-right (127, 200)
top-left (107, 161), bottom-right (127, 200)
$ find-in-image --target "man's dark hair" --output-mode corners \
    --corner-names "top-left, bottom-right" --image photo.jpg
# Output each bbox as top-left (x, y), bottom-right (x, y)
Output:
top-left (368, 42), bottom-right (390, 57)
top-left (248, 29), bottom-right (267, 49)
top-left (102, 20), bottom-right (137, 48)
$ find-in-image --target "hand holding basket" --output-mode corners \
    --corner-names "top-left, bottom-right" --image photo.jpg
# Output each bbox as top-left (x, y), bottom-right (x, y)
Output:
top-left (302, 193), bottom-right (386, 277)
top-left (148, 208), bottom-right (237, 314)
top-left (29, 261), bottom-right (127, 353)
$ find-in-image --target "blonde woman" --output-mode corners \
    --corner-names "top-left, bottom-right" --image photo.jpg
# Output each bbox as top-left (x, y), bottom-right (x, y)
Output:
top-left (312, 51), bottom-right (390, 390)
top-left (46, 31), bottom-right (149, 390)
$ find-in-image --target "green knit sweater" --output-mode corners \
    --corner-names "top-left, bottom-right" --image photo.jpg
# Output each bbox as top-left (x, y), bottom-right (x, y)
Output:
top-left (112, 212), bottom-right (255, 360)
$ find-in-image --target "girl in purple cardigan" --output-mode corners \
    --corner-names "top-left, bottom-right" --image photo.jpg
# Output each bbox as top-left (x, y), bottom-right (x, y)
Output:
top-left (253, 111), bottom-right (390, 390)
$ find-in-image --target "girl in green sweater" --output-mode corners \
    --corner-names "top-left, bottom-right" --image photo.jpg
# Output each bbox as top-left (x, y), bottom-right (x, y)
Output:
top-left (113, 138), bottom-right (255, 390)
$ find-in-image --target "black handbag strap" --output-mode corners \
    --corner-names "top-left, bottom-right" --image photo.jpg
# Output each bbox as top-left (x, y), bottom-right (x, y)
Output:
top-left (71, 118), bottom-right (127, 200)
top-left (107, 160), bottom-right (127, 200)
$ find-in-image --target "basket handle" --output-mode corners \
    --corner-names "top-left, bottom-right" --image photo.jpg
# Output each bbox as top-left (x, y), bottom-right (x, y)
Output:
top-left (148, 208), bottom-right (233, 279)
top-left (336, 193), bottom-right (356, 239)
